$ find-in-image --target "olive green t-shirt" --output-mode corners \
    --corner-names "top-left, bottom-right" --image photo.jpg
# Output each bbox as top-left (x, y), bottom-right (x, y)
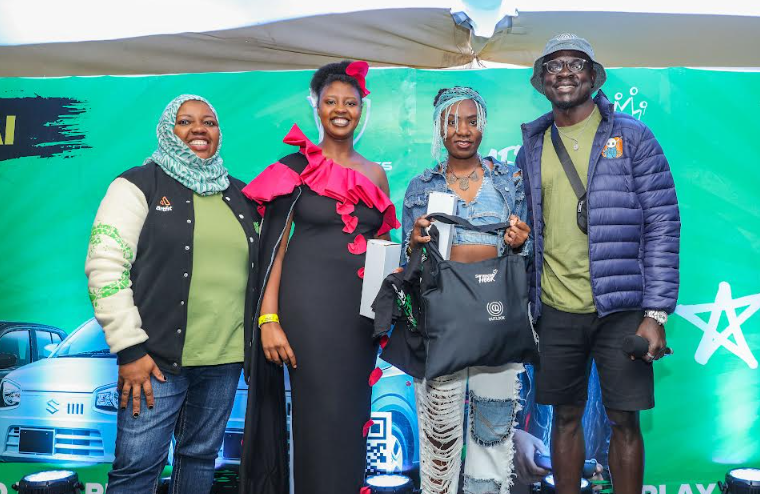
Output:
top-left (183, 193), bottom-right (248, 366)
top-left (540, 109), bottom-right (602, 314)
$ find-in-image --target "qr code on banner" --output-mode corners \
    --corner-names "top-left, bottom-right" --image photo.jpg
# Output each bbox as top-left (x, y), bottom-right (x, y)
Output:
top-left (366, 411), bottom-right (394, 475)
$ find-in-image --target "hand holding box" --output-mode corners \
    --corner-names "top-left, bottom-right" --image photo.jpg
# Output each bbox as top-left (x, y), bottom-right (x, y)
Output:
top-left (360, 240), bottom-right (401, 319)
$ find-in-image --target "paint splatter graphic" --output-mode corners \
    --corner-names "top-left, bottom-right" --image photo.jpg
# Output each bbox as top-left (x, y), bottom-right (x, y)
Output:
top-left (0, 96), bottom-right (89, 161)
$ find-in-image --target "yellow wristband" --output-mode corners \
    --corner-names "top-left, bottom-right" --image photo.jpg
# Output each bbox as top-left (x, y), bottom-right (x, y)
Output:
top-left (258, 313), bottom-right (279, 327)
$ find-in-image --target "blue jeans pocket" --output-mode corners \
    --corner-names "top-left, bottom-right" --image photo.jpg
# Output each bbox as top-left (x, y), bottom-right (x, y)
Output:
top-left (469, 391), bottom-right (516, 447)
top-left (463, 476), bottom-right (502, 494)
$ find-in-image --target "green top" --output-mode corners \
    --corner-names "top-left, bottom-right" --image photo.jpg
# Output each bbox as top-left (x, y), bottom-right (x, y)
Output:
top-left (183, 193), bottom-right (248, 366)
top-left (540, 108), bottom-right (602, 314)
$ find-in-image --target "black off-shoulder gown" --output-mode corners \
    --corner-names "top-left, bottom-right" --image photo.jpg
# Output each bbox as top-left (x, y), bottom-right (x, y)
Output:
top-left (280, 186), bottom-right (381, 494)
top-left (241, 124), bottom-right (399, 494)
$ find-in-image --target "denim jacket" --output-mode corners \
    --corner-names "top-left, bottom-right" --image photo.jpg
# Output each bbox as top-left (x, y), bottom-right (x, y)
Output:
top-left (401, 157), bottom-right (533, 263)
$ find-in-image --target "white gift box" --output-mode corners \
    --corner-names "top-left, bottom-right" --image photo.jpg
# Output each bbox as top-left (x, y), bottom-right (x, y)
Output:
top-left (426, 191), bottom-right (457, 260)
top-left (360, 239), bottom-right (402, 319)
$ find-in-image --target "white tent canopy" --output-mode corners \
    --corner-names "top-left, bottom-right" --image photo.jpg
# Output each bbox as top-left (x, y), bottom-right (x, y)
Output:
top-left (479, 10), bottom-right (760, 68)
top-left (1, 0), bottom-right (759, 77)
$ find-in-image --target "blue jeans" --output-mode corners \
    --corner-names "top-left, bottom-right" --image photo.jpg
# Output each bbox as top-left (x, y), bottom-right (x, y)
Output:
top-left (414, 363), bottom-right (524, 494)
top-left (106, 362), bottom-right (242, 494)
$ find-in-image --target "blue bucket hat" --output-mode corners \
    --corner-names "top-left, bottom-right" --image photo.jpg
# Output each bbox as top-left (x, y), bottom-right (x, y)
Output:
top-left (530, 33), bottom-right (606, 95)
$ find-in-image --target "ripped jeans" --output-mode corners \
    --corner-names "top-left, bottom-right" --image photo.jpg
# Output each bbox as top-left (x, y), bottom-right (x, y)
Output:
top-left (415, 363), bottom-right (524, 494)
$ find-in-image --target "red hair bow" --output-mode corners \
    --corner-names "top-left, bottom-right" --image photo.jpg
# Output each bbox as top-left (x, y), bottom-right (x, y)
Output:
top-left (345, 61), bottom-right (371, 97)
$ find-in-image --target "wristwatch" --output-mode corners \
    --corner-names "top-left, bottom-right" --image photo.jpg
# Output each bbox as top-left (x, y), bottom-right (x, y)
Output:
top-left (644, 310), bottom-right (668, 326)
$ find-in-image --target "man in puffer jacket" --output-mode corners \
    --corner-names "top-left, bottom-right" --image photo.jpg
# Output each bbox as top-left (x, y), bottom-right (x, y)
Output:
top-left (516, 34), bottom-right (680, 494)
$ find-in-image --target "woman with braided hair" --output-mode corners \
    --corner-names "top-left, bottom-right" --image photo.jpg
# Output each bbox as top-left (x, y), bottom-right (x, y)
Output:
top-left (401, 87), bottom-right (532, 494)
top-left (240, 60), bottom-right (400, 494)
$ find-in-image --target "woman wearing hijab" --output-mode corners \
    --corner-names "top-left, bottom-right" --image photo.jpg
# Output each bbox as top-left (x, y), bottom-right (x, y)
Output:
top-left (239, 60), bottom-right (400, 494)
top-left (86, 94), bottom-right (259, 494)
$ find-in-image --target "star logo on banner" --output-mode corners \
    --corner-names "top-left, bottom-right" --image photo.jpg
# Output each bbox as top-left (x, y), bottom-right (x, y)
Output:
top-left (674, 282), bottom-right (759, 369)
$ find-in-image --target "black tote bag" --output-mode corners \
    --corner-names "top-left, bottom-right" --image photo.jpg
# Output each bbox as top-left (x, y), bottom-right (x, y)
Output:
top-left (419, 213), bottom-right (539, 379)
top-left (371, 250), bottom-right (427, 379)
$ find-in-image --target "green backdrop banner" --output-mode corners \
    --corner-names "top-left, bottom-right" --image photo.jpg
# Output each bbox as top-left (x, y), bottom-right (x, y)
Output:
top-left (0, 67), bottom-right (758, 492)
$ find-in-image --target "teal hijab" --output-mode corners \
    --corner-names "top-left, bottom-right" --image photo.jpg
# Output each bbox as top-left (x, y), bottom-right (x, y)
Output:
top-left (145, 94), bottom-right (229, 195)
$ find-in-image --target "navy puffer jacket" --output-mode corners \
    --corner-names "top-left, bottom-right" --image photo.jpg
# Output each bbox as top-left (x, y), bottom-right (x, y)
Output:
top-left (517, 90), bottom-right (680, 320)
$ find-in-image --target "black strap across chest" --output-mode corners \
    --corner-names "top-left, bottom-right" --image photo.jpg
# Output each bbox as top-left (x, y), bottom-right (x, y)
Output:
top-left (550, 124), bottom-right (586, 200)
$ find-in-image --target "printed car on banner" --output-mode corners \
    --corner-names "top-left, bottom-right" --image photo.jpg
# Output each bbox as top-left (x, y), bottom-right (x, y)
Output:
top-left (0, 322), bottom-right (67, 382)
top-left (0, 318), bottom-right (419, 475)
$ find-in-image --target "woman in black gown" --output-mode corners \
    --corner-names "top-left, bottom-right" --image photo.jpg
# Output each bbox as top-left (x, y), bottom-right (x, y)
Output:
top-left (239, 61), bottom-right (400, 494)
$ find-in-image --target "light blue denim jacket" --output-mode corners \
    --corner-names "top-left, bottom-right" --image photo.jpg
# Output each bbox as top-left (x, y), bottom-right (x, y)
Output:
top-left (401, 157), bottom-right (532, 263)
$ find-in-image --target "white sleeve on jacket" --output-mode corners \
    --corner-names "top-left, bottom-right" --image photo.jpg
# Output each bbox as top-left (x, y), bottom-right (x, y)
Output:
top-left (85, 177), bottom-right (150, 354)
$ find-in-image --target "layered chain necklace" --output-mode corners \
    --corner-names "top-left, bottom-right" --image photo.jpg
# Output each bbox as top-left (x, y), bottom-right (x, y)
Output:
top-left (446, 156), bottom-right (482, 191)
top-left (554, 106), bottom-right (597, 151)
